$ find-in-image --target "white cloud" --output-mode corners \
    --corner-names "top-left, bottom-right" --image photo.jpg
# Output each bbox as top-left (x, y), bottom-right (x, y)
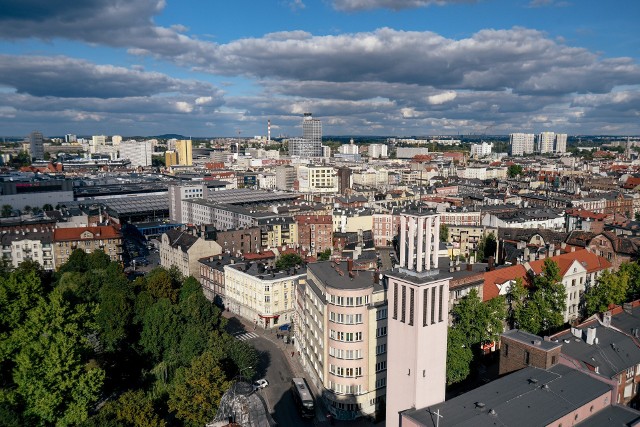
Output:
top-left (175, 101), bottom-right (194, 113)
top-left (427, 91), bottom-right (457, 105)
top-left (332, 0), bottom-right (477, 11)
top-left (195, 96), bottom-right (213, 105)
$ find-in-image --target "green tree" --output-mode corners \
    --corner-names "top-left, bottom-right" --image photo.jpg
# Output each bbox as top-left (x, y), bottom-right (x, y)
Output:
top-left (507, 164), bottom-right (523, 178)
top-left (440, 223), bottom-right (449, 242)
top-left (6, 288), bottom-right (104, 425)
top-left (275, 253), bottom-right (304, 271)
top-left (168, 351), bottom-right (230, 427)
top-left (97, 274), bottom-right (135, 352)
top-left (81, 390), bottom-right (166, 427)
top-left (620, 262), bottom-right (640, 300)
top-left (584, 270), bottom-right (629, 317)
top-left (58, 249), bottom-right (90, 275)
top-left (42, 203), bottom-right (54, 212)
top-left (139, 298), bottom-right (182, 364)
top-left (1, 205), bottom-right (12, 218)
top-left (513, 259), bottom-right (566, 335)
top-left (446, 328), bottom-right (473, 385)
top-left (318, 249), bottom-right (331, 261)
top-left (476, 233), bottom-right (497, 261)
top-left (447, 289), bottom-right (506, 385)
top-left (507, 277), bottom-right (528, 329)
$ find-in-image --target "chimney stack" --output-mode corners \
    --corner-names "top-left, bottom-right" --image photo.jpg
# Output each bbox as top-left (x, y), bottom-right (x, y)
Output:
top-left (488, 256), bottom-right (495, 271)
top-left (347, 258), bottom-right (354, 273)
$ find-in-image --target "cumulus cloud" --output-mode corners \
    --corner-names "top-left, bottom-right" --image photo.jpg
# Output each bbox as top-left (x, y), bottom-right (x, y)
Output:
top-left (0, 55), bottom-right (220, 99)
top-left (175, 101), bottom-right (194, 113)
top-left (332, 0), bottom-right (477, 11)
top-left (427, 91), bottom-right (457, 105)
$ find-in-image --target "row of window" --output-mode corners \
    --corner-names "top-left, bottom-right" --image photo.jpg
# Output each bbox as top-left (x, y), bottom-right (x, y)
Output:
top-left (329, 381), bottom-right (364, 395)
top-left (329, 312), bottom-right (363, 325)
top-left (329, 364), bottom-right (362, 378)
top-left (329, 330), bottom-right (363, 342)
top-left (329, 348), bottom-right (363, 360)
top-left (328, 294), bottom-right (370, 307)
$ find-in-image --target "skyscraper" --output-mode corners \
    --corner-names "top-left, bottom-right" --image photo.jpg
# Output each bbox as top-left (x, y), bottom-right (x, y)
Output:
top-left (29, 131), bottom-right (44, 160)
top-left (302, 112), bottom-right (321, 144)
top-left (386, 211), bottom-right (450, 427)
top-left (91, 135), bottom-right (106, 154)
top-left (509, 133), bottom-right (535, 156)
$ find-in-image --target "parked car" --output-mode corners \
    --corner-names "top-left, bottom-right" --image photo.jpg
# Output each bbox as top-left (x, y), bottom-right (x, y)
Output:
top-left (253, 379), bottom-right (269, 390)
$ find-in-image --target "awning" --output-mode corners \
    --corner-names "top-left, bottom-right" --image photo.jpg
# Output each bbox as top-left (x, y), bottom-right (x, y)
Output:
top-left (258, 314), bottom-right (280, 319)
top-left (278, 323), bottom-right (291, 331)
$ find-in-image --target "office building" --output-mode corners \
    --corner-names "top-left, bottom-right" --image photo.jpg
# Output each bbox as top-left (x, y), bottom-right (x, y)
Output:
top-left (176, 139), bottom-right (193, 166)
top-left (509, 133), bottom-right (535, 156)
top-left (386, 211), bottom-right (450, 427)
top-left (339, 139), bottom-right (359, 155)
top-left (275, 165), bottom-right (297, 191)
top-left (297, 165), bottom-right (338, 194)
top-left (165, 150), bottom-right (178, 167)
top-left (119, 140), bottom-right (153, 167)
top-left (29, 131), bottom-right (44, 160)
top-left (64, 134), bottom-right (77, 143)
top-left (288, 137), bottom-right (322, 158)
top-left (537, 132), bottom-right (555, 154)
top-left (303, 112), bottom-right (322, 144)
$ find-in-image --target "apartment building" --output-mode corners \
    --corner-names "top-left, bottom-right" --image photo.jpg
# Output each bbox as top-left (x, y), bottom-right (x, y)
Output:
top-left (296, 260), bottom-right (388, 420)
top-left (1, 230), bottom-right (54, 271)
top-left (225, 261), bottom-right (303, 328)
top-left (372, 213), bottom-right (401, 247)
top-left (297, 214), bottom-right (333, 257)
top-left (53, 225), bottom-right (122, 269)
top-left (509, 133), bottom-right (535, 156)
top-left (160, 229), bottom-right (222, 278)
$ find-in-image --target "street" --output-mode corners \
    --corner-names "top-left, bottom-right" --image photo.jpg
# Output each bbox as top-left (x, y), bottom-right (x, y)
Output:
top-left (225, 317), bottom-right (313, 427)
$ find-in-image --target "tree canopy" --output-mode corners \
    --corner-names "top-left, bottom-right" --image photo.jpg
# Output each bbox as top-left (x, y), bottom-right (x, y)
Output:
top-left (0, 250), bottom-right (257, 426)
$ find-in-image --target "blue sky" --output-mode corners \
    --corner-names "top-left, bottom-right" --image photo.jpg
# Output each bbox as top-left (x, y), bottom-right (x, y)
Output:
top-left (0, 0), bottom-right (639, 137)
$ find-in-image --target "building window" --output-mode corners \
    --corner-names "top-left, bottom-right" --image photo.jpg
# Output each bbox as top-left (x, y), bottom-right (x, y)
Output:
top-left (401, 286), bottom-right (406, 323)
top-left (376, 308), bottom-right (387, 321)
top-left (438, 285), bottom-right (444, 322)
top-left (409, 288), bottom-right (415, 326)
top-left (524, 351), bottom-right (530, 365)
top-left (503, 343), bottom-right (509, 357)
top-left (376, 327), bottom-right (387, 337)
top-left (423, 288), bottom-right (428, 326)
top-left (431, 287), bottom-right (436, 324)
top-left (393, 283), bottom-right (398, 319)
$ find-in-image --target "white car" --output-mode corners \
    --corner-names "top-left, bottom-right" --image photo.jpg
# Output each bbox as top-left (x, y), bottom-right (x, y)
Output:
top-left (253, 379), bottom-right (269, 390)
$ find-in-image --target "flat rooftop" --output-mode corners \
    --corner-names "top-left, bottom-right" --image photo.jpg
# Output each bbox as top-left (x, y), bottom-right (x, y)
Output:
top-left (403, 364), bottom-right (610, 427)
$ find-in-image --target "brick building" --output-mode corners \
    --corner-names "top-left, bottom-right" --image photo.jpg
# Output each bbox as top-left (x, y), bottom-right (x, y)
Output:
top-left (296, 214), bottom-right (333, 257)
top-left (499, 329), bottom-right (562, 376)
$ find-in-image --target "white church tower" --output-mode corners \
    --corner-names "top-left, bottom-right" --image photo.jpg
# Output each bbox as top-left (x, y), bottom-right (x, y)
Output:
top-left (385, 210), bottom-right (450, 427)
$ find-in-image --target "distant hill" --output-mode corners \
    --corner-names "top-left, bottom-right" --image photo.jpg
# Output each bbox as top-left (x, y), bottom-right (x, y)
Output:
top-left (153, 134), bottom-right (187, 140)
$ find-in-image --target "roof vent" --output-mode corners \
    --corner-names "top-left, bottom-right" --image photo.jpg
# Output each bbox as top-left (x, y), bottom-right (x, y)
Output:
top-left (476, 402), bottom-right (485, 409)
top-left (488, 409), bottom-right (497, 416)
top-left (529, 378), bottom-right (538, 384)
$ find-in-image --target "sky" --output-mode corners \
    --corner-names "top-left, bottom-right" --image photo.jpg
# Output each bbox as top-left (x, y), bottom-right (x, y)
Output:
top-left (0, 0), bottom-right (639, 138)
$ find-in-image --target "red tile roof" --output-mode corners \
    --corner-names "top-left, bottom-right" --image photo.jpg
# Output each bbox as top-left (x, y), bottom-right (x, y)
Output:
top-left (483, 249), bottom-right (611, 302)
top-left (53, 226), bottom-right (121, 241)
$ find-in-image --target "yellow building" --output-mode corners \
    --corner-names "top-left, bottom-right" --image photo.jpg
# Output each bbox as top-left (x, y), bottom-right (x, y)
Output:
top-left (176, 139), bottom-right (193, 166)
top-left (165, 150), bottom-right (178, 167)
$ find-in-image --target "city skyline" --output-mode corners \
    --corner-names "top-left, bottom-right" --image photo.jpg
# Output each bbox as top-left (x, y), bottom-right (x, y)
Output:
top-left (1, 0), bottom-right (639, 136)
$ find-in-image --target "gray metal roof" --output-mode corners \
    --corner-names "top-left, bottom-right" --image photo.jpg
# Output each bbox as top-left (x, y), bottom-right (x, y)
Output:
top-left (555, 321), bottom-right (640, 379)
top-left (403, 364), bottom-right (610, 427)
top-left (574, 405), bottom-right (640, 427)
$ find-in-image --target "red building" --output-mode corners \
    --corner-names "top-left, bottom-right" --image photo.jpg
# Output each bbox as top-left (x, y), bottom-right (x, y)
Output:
top-left (296, 214), bottom-right (333, 257)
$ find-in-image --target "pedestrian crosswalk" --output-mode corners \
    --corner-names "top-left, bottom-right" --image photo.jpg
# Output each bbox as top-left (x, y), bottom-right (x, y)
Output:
top-left (233, 331), bottom-right (258, 341)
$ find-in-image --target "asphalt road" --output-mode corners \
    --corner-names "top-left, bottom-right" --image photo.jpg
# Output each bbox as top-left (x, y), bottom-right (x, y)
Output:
top-left (226, 317), bottom-right (313, 427)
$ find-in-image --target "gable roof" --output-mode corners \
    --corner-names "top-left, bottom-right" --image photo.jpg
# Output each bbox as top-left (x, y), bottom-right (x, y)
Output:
top-left (164, 229), bottom-right (199, 252)
top-left (53, 226), bottom-right (120, 241)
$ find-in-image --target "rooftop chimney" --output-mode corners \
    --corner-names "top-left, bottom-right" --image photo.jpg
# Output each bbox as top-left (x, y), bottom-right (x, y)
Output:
top-left (585, 327), bottom-right (597, 345)
top-left (347, 258), bottom-right (354, 273)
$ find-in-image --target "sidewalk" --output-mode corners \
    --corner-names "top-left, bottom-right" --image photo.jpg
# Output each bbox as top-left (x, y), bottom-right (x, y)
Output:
top-left (222, 312), bottom-right (383, 427)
